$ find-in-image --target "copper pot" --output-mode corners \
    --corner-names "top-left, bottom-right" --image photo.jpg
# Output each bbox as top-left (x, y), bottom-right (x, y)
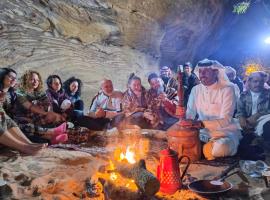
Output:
top-left (167, 124), bottom-right (201, 162)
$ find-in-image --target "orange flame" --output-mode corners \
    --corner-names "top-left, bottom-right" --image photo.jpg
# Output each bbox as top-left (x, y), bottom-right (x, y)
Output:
top-left (114, 146), bottom-right (136, 164)
top-left (109, 146), bottom-right (136, 182)
top-left (110, 172), bottom-right (117, 181)
top-left (119, 146), bottom-right (136, 164)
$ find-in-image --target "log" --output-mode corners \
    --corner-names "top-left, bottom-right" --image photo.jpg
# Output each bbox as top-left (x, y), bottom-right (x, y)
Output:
top-left (114, 159), bottom-right (160, 197)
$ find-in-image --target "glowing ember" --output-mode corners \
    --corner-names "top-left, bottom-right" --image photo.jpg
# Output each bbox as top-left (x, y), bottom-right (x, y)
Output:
top-left (110, 172), bottom-right (117, 181)
top-left (108, 160), bottom-right (115, 170)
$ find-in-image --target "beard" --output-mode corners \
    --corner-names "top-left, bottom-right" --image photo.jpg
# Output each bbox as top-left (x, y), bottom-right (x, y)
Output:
top-left (161, 76), bottom-right (169, 84)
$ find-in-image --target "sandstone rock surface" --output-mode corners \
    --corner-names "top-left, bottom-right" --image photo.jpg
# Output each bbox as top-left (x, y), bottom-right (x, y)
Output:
top-left (0, 0), bottom-right (225, 104)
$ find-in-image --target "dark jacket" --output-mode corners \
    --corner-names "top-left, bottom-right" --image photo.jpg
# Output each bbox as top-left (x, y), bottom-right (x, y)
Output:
top-left (183, 73), bottom-right (199, 106)
top-left (236, 89), bottom-right (270, 118)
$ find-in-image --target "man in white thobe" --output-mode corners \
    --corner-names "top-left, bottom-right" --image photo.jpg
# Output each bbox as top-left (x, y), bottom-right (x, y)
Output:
top-left (186, 59), bottom-right (242, 160)
top-left (224, 66), bottom-right (240, 99)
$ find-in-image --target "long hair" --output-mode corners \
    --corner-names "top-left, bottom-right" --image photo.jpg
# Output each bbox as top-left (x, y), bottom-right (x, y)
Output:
top-left (0, 67), bottom-right (17, 105)
top-left (63, 76), bottom-right (82, 97)
top-left (46, 74), bottom-right (63, 91)
top-left (0, 68), bottom-right (17, 91)
top-left (20, 70), bottom-right (43, 92)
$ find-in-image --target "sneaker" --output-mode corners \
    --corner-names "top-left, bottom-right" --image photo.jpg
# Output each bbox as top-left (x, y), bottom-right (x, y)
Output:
top-left (53, 122), bottom-right (67, 136)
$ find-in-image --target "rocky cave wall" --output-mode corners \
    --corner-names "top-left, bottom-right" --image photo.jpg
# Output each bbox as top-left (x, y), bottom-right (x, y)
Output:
top-left (0, 0), bottom-right (226, 104)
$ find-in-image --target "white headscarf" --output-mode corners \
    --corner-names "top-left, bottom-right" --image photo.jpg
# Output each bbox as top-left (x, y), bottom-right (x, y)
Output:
top-left (246, 71), bottom-right (270, 90)
top-left (194, 58), bottom-right (231, 87)
top-left (224, 66), bottom-right (237, 80)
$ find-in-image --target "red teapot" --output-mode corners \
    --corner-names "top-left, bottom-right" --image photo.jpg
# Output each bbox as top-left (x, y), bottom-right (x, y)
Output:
top-left (157, 148), bottom-right (190, 194)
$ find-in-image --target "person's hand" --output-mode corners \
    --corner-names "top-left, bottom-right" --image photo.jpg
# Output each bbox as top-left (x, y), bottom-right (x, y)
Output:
top-left (45, 111), bottom-right (63, 123)
top-left (193, 120), bottom-right (204, 128)
top-left (143, 110), bottom-right (159, 127)
top-left (0, 111), bottom-right (5, 121)
top-left (239, 117), bottom-right (247, 129)
top-left (57, 113), bottom-right (66, 122)
top-left (247, 114), bottom-right (260, 127)
top-left (60, 99), bottom-right (72, 111)
top-left (143, 110), bottom-right (155, 121)
top-left (95, 108), bottom-right (106, 118)
top-left (158, 92), bottom-right (167, 102)
top-left (176, 106), bottom-right (186, 117)
top-left (179, 119), bottom-right (193, 127)
top-left (0, 91), bottom-right (6, 103)
top-left (44, 111), bottom-right (55, 123)
top-left (179, 119), bottom-right (203, 128)
top-left (135, 107), bottom-right (146, 112)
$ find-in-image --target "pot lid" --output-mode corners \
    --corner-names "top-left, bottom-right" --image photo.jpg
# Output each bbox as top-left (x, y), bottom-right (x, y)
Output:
top-left (160, 148), bottom-right (178, 156)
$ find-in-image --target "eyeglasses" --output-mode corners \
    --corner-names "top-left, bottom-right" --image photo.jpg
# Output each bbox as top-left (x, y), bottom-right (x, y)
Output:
top-left (7, 74), bottom-right (16, 81)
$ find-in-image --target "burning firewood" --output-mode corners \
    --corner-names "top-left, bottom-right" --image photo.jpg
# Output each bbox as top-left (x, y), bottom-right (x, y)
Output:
top-left (113, 159), bottom-right (160, 197)
top-left (85, 178), bottom-right (99, 197)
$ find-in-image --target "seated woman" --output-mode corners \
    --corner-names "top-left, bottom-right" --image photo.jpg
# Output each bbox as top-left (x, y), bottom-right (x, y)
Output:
top-left (63, 77), bottom-right (84, 116)
top-left (0, 68), bottom-right (46, 154)
top-left (46, 75), bottom-right (72, 115)
top-left (46, 75), bottom-right (109, 130)
top-left (13, 70), bottom-right (68, 144)
top-left (121, 73), bottom-right (159, 129)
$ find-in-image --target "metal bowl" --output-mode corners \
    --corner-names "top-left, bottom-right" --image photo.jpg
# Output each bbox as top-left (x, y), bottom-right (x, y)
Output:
top-left (188, 179), bottom-right (233, 196)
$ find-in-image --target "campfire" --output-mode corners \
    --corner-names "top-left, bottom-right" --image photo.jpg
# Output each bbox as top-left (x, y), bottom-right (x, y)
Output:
top-left (106, 146), bottom-right (138, 192)
top-left (89, 140), bottom-right (206, 200)
top-left (7, 131), bottom-right (209, 200)
top-left (92, 144), bottom-right (159, 199)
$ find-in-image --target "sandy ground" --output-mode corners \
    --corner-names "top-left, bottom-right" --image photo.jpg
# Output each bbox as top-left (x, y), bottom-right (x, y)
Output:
top-left (0, 130), bottom-right (270, 200)
top-left (0, 148), bottom-right (105, 199)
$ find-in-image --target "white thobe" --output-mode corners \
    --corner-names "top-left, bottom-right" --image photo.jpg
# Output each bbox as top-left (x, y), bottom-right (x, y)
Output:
top-left (250, 91), bottom-right (261, 115)
top-left (186, 82), bottom-right (242, 157)
top-left (232, 83), bottom-right (240, 100)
